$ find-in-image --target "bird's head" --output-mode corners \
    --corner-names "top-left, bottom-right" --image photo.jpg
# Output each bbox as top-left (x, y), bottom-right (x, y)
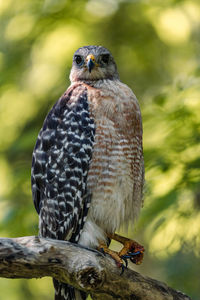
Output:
top-left (70, 45), bottom-right (119, 83)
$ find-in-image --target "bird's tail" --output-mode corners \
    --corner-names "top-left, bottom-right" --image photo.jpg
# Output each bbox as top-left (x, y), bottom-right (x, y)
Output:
top-left (53, 279), bottom-right (87, 300)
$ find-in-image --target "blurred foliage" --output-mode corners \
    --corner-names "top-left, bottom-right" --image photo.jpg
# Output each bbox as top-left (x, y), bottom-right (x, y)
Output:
top-left (0, 0), bottom-right (200, 299)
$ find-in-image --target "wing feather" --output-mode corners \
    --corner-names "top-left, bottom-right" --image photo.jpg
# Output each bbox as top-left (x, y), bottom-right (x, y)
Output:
top-left (31, 84), bottom-right (95, 241)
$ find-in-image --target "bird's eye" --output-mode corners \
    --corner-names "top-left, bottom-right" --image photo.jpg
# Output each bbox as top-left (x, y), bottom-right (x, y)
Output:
top-left (75, 55), bottom-right (83, 65)
top-left (101, 54), bottom-right (110, 64)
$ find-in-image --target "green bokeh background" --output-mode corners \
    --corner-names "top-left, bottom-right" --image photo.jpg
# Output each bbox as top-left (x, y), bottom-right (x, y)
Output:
top-left (0, 0), bottom-right (200, 299)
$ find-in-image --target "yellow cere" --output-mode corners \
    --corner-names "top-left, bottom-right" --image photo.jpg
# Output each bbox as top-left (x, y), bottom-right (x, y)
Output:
top-left (86, 54), bottom-right (95, 62)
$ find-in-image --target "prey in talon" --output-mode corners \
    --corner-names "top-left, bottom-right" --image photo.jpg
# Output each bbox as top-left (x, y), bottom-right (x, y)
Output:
top-left (98, 233), bottom-right (144, 273)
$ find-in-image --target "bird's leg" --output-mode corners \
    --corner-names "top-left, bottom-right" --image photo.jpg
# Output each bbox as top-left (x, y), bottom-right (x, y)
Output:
top-left (108, 233), bottom-right (144, 265)
top-left (97, 241), bottom-right (124, 268)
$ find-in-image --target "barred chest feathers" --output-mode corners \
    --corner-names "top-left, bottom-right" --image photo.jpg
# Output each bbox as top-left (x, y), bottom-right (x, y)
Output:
top-left (32, 45), bottom-right (144, 300)
top-left (78, 79), bottom-right (144, 248)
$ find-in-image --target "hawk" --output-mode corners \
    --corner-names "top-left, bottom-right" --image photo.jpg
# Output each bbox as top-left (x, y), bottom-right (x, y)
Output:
top-left (31, 45), bottom-right (144, 300)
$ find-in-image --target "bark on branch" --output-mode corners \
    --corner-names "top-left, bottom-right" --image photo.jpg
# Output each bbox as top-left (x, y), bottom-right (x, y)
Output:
top-left (0, 236), bottom-right (191, 300)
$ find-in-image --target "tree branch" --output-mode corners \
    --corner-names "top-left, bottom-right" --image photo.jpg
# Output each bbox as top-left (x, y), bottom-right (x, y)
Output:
top-left (0, 236), bottom-right (191, 300)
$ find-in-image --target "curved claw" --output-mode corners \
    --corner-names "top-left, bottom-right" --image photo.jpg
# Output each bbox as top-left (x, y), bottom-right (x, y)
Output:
top-left (120, 263), bottom-right (125, 275)
top-left (121, 256), bottom-right (128, 268)
top-left (99, 247), bottom-right (106, 256)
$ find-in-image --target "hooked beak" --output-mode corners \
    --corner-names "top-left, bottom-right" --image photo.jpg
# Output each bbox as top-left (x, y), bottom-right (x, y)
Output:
top-left (86, 54), bottom-right (95, 73)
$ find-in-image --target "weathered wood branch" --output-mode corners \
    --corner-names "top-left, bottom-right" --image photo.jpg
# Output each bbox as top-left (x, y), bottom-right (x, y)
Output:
top-left (0, 236), bottom-right (191, 300)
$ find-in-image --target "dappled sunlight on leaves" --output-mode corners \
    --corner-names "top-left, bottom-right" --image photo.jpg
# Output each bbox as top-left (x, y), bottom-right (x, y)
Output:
top-left (147, 196), bottom-right (200, 259)
top-left (5, 13), bottom-right (36, 41)
top-left (0, 87), bottom-right (36, 150)
top-left (146, 1), bottom-right (200, 45)
top-left (0, 0), bottom-right (200, 299)
top-left (86, 0), bottom-right (119, 17)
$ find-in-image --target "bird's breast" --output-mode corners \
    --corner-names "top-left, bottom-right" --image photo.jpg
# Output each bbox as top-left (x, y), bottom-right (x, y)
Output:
top-left (85, 80), bottom-right (137, 233)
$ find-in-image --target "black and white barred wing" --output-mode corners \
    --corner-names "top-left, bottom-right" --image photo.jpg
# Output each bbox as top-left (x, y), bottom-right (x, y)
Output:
top-left (31, 85), bottom-right (95, 241)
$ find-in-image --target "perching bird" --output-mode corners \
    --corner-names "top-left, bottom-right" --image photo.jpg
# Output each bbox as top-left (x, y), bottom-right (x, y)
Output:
top-left (31, 45), bottom-right (144, 300)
